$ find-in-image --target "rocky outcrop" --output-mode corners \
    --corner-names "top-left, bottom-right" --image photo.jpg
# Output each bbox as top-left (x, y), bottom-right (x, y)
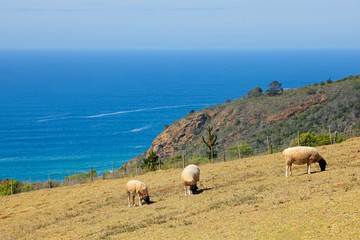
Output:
top-left (149, 113), bottom-right (210, 160)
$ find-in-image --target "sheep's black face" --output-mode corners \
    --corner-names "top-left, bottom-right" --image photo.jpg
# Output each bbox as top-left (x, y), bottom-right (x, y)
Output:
top-left (143, 196), bottom-right (150, 204)
top-left (190, 185), bottom-right (198, 194)
top-left (318, 159), bottom-right (327, 171)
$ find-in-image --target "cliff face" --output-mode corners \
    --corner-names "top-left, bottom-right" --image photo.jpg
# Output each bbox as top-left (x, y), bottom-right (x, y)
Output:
top-left (127, 75), bottom-right (360, 166)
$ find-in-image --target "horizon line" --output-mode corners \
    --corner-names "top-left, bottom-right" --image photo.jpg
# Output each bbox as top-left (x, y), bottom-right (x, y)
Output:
top-left (1, 47), bottom-right (360, 52)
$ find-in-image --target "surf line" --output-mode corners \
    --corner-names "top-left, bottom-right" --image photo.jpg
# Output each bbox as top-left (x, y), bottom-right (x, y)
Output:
top-left (84, 104), bottom-right (211, 119)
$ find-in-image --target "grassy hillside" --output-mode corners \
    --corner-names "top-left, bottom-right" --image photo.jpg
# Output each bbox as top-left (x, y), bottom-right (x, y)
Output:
top-left (1, 138), bottom-right (360, 239)
top-left (129, 75), bottom-right (360, 166)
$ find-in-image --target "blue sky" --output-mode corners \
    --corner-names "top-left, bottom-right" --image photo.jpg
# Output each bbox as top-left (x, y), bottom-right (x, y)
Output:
top-left (1, 0), bottom-right (359, 50)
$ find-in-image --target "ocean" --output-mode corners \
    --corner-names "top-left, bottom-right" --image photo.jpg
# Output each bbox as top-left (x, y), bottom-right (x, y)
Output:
top-left (1, 49), bottom-right (359, 181)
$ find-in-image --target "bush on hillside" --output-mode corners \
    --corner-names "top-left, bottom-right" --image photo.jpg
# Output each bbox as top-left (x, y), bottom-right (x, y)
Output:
top-left (266, 81), bottom-right (283, 96)
top-left (0, 179), bottom-right (37, 195)
top-left (227, 142), bottom-right (253, 158)
top-left (306, 88), bottom-right (316, 95)
top-left (247, 87), bottom-right (263, 97)
top-left (64, 169), bottom-right (98, 184)
top-left (142, 151), bottom-right (159, 171)
top-left (290, 132), bottom-right (345, 147)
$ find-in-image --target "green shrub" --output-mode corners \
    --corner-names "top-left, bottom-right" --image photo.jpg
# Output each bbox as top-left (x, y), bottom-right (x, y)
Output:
top-left (64, 169), bottom-right (98, 183)
top-left (227, 142), bottom-right (253, 158)
top-left (169, 154), bottom-right (182, 164)
top-left (247, 87), bottom-right (263, 97)
top-left (0, 179), bottom-right (22, 195)
top-left (353, 82), bottom-right (360, 90)
top-left (142, 151), bottom-right (159, 171)
top-left (306, 88), bottom-right (316, 95)
top-left (290, 132), bottom-right (345, 147)
top-left (189, 157), bottom-right (209, 165)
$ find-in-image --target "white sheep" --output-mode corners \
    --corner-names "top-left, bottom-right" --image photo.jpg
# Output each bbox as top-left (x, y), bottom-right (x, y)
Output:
top-left (125, 180), bottom-right (150, 207)
top-left (283, 146), bottom-right (327, 177)
top-left (181, 164), bottom-right (200, 195)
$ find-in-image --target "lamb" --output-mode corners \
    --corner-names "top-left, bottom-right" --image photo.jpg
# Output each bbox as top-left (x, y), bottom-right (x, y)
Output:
top-left (125, 180), bottom-right (150, 207)
top-left (283, 146), bottom-right (327, 177)
top-left (181, 164), bottom-right (200, 195)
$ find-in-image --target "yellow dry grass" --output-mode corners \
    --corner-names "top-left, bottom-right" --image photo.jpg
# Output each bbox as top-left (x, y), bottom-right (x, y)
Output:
top-left (1, 138), bottom-right (360, 239)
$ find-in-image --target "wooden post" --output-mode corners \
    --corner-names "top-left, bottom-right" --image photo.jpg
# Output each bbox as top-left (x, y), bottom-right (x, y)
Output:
top-left (112, 162), bottom-right (115, 179)
top-left (237, 142), bottom-right (241, 159)
top-left (159, 155), bottom-right (161, 170)
top-left (223, 149), bottom-right (226, 162)
top-left (91, 165), bottom-right (93, 182)
top-left (267, 136), bottom-right (270, 154)
top-left (182, 151), bottom-right (185, 168)
top-left (298, 130), bottom-right (300, 146)
top-left (333, 131), bottom-right (338, 144)
top-left (11, 179), bottom-right (13, 195)
top-left (136, 165), bottom-right (138, 175)
top-left (329, 126), bottom-right (332, 144)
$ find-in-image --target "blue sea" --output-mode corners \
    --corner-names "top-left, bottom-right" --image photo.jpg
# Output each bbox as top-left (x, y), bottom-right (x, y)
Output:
top-left (1, 49), bottom-right (360, 181)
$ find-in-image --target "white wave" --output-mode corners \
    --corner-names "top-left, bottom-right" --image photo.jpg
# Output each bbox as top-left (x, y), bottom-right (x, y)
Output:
top-left (39, 113), bottom-right (70, 119)
top-left (133, 145), bottom-right (146, 149)
top-left (37, 113), bottom-right (71, 122)
top-left (37, 116), bottom-right (71, 122)
top-left (84, 104), bottom-right (210, 118)
top-left (130, 124), bottom-right (151, 133)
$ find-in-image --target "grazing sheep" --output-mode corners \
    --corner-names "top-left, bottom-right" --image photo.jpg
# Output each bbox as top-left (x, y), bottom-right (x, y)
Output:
top-left (181, 164), bottom-right (200, 195)
top-left (125, 180), bottom-right (150, 207)
top-left (283, 146), bottom-right (327, 177)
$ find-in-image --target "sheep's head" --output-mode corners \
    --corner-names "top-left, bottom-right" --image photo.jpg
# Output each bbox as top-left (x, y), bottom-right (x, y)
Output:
top-left (318, 159), bottom-right (327, 171)
top-left (190, 185), bottom-right (198, 194)
top-left (142, 196), bottom-right (150, 204)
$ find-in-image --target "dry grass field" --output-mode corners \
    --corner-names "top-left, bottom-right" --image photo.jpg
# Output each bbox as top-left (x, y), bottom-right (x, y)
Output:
top-left (1, 138), bottom-right (360, 239)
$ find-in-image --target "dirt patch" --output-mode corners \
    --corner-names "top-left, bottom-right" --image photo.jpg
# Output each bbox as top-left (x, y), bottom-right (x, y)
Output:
top-left (265, 97), bottom-right (327, 123)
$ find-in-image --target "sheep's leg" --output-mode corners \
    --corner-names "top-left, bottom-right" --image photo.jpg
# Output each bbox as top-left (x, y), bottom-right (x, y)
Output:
top-left (307, 163), bottom-right (311, 174)
top-left (132, 194), bottom-right (135, 206)
top-left (285, 164), bottom-right (292, 177)
top-left (188, 187), bottom-right (191, 195)
top-left (286, 164), bottom-right (291, 178)
top-left (127, 193), bottom-right (131, 207)
top-left (138, 193), bottom-right (142, 206)
top-left (184, 186), bottom-right (187, 196)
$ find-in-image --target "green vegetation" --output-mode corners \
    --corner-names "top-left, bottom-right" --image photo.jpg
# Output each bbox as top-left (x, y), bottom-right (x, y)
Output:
top-left (266, 81), bottom-right (283, 96)
top-left (0, 178), bottom-right (61, 195)
top-left (227, 142), bottom-right (253, 158)
top-left (247, 86), bottom-right (263, 97)
top-left (64, 169), bottom-right (97, 184)
top-left (290, 132), bottom-right (346, 147)
top-left (142, 151), bottom-right (159, 171)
